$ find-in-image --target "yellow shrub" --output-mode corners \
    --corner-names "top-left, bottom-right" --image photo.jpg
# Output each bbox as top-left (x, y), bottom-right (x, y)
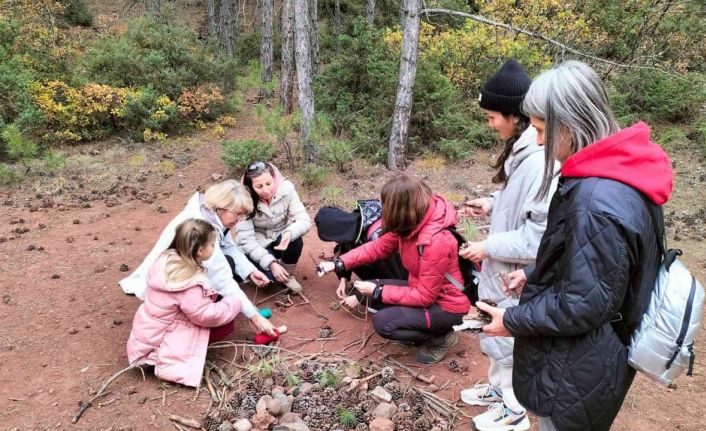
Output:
top-left (177, 85), bottom-right (224, 121)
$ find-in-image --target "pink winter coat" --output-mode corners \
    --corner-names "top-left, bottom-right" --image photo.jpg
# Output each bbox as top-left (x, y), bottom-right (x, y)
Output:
top-left (126, 254), bottom-right (240, 387)
top-left (340, 194), bottom-right (471, 314)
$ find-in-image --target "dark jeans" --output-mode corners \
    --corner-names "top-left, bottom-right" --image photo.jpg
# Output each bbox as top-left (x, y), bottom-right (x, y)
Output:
top-left (363, 279), bottom-right (465, 344)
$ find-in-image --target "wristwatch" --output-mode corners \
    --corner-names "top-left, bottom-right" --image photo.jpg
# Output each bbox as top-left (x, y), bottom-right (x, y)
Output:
top-left (333, 258), bottom-right (346, 276)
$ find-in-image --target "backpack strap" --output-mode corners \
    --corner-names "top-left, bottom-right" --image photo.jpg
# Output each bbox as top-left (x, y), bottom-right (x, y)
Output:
top-left (417, 243), bottom-right (465, 292)
top-left (637, 193), bottom-right (667, 259)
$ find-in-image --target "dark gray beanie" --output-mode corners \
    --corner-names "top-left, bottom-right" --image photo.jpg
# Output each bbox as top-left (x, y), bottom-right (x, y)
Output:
top-left (478, 59), bottom-right (531, 115)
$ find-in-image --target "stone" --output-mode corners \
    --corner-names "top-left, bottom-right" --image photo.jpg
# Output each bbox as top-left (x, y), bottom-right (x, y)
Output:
top-left (272, 424), bottom-right (311, 431)
top-left (250, 412), bottom-right (276, 430)
top-left (212, 173), bottom-right (224, 181)
top-left (298, 382), bottom-right (313, 395)
top-left (233, 419), bottom-right (253, 431)
top-left (370, 386), bottom-right (391, 403)
top-left (265, 394), bottom-right (286, 416)
top-left (256, 395), bottom-right (273, 415)
top-left (372, 403), bottom-right (397, 420)
top-left (368, 418), bottom-right (394, 431)
top-left (431, 427), bottom-right (442, 431)
top-left (278, 413), bottom-right (303, 424)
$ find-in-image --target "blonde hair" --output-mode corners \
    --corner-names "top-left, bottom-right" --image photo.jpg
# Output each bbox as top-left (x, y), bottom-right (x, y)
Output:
top-left (163, 218), bottom-right (215, 284)
top-left (204, 179), bottom-right (254, 214)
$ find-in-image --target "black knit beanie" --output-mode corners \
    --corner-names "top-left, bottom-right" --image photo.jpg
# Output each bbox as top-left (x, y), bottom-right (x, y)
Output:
top-left (478, 59), bottom-right (531, 115)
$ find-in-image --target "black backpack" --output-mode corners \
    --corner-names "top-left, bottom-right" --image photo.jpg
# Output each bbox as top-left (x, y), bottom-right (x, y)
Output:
top-left (417, 226), bottom-right (479, 303)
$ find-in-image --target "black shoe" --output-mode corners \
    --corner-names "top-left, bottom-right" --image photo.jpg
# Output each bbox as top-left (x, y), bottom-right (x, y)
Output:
top-left (415, 332), bottom-right (459, 364)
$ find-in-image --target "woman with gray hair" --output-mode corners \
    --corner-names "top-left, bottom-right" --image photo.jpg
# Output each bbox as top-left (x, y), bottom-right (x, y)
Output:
top-left (477, 61), bottom-right (674, 431)
top-left (120, 180), bottom-right (276, 336)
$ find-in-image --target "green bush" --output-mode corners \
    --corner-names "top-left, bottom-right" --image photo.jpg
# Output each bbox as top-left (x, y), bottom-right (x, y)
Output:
top-left (610, 70), bottom-right (706, 123)
top-left (221, 139), bottom-right (276, 172)
top-left (2, 124), bottom-right (38, 167)
top-left (60, 0), bottom-right (93, 27)
top-left (0, 20), bottom-right (36, 125)
top-left (690, 118), bottom-right (706, 159)
top-left (322, 139), bottom-right (353, 171)
top-left (315, 19), bottom-right (477, 162)
top-left (120, 87), bottom-right (180, 138)
top-left (300, 163), bottom-right (327, 189)
top-left (86, 17), bottom-right (228, 98)
top-left (438, 138), bottom-right (473, 161)
top-left (0, 163), bottom-right (22, 185)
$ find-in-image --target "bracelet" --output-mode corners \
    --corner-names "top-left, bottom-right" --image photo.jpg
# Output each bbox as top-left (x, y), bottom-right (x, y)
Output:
top-left (333, 258), bottom-right (345, 275)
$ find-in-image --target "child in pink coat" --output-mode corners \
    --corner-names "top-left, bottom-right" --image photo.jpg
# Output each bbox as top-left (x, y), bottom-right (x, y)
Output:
top-left (126, 218), bottom-right (241, 387)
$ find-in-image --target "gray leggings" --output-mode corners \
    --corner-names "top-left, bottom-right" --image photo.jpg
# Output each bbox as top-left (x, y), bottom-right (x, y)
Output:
top-left (537, 417), bottom-right (557, 431)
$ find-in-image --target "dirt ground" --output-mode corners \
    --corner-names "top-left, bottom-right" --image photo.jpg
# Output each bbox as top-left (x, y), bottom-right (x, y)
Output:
top-left (1, 99), bottom-right (705, 431)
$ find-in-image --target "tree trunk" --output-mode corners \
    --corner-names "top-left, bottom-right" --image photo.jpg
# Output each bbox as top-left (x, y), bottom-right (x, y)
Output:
top-left (145, 0), bottom-right (161, 15)
top-left (207, 0), bottom-right (218, 36)
top-left (308, 0), bottom-right (319, 74)
top-left (280, 0), bottom-right (295, 114)
top-left (260, 0), bottom-right (274, 99)
top-left (334, 0), bottom-right (342, 52)
top-left (387, 0), bottom-right (420, 170)
top-left (365, 0), bottom-right (375, 24)
top-left (219, 0), bottom-right (235, 58)
top-left (294, 0), bottom-right (319, 162)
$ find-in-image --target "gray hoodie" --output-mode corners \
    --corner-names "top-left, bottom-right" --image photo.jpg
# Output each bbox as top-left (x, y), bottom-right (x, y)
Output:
top-left (478, 126), bottom-right (557, 365)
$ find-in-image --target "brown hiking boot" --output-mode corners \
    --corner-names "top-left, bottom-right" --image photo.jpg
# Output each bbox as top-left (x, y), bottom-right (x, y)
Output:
top-left (415, 331), bottom-right (459, 364)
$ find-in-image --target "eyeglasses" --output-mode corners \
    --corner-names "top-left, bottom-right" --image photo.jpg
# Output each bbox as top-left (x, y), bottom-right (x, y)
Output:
top-left (247, 161), bottom-right (267, 174)
top-left (217, 208), bottom-right (249, 221)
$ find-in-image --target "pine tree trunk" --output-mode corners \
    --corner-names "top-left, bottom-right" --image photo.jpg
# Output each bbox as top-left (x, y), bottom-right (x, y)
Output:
top-left (334, 0), bottom-right (342, 52)
top-left (207, 0), bottom-right (218, 36)
top-left (260, 0), bottom-right (274, 99)
top-left (146, 0), bottom-right (161, 15)
top-left (365, 0), bottom-right (375, 24)
top-left (219, 0), bottom-right (235, 58)
top-left (280, 0), bottom-right (295, 115)
top-left (308, 0), bottom-right (319, 74)
top-left (294, 0), bottom-right (319, 163)
top-left (388, 0), bottom-right (420, 170)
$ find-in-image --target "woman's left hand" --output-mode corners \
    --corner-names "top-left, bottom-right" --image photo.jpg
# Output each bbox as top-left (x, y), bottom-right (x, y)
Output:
top-left (273, 231), bottom-right (292, 251)
top-left (476, 301), bottom-right (511, 337)
top-left (459, 241), bottom-right (488, 262)
top-left (353, 280), bottom-right (376, 297)
top-left (249, 270), bottom-right (271, 287)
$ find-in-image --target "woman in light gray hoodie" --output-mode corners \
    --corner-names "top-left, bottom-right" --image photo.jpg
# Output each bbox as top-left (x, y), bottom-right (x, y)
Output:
top-left (458, 59), bottom-right (557, 431)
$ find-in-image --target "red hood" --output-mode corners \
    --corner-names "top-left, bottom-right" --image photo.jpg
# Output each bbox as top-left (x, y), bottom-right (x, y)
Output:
top-left (408, 194), bottom-right (457, 245)
top-left (561, 122), bottom-right (674, 205)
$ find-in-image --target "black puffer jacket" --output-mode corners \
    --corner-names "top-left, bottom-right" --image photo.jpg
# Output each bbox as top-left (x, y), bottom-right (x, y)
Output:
top-left (503, 123), bottom-right (674, 431)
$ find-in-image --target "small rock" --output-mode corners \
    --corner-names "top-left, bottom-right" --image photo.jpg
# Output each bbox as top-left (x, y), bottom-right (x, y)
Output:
top-left (137, 395), bottom-right (148, 404)
top-left (156, 206), bottom-right (168, 214)
top-left (113, 318), bottom-right (123, 326)
top-left (211, 173), bottom-right (223, 181)
top-left (68, 328), bottom-right (78, 335)
top-left (37, 246), bottom-right (45, 251)
top-left (51, 274), bottom-right (61, 280)
top-left (26, 244), bottom-right (36, 251)
top-left (298, 382), bottom-right (313, 395)
top-left (73, 219), bottom-right (80, 224)
top-left (66, 237), bottom-right (74, 243)
top-left (38, 223), bottom-right (46, 229)
top-left (373, 403), bottom-right (397, 420)
top-left (256, 395), bottom-right (273, 415)
top-left (119, 263), bottom-right (129, 272)
top-left (2, 294), bottom-right (10, 305)
top-left (250, 412), bottom-right (276, 430)
top-left (426, 384), bottom-right (439, 393)
top-left (370, 386), bottom-right (392, 403)
top-left (273, 424), bottom-right (310, 431)
top-left (368, 418), bottom-right (394, 431)
top-left (278, 413), bottom-right (303, 424)
top-left (233, 419), bottom-right (252, 431)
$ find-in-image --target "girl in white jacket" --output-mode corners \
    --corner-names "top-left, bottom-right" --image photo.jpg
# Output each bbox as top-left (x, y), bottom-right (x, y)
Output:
top-left (238, 162), bottom-right (312, 293)
top-left (458, 59), bottom-right (556, 431)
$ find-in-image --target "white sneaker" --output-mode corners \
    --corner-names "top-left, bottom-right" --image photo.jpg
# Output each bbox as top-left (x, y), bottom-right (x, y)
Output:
top-left (453, 318), bottom-right (485, 331)
top-left (472, 403), bottom-right (530, 431)
top-left (461, 383), bottom-right (503, 406)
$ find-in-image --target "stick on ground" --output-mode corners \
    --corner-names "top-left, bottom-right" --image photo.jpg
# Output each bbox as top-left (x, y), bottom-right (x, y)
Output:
top-left (71, 364), bottom-right (142, 423)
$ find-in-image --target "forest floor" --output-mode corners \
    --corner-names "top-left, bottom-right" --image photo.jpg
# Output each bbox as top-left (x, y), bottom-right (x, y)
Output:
top-left (1, 91), bottom-right (705, 431)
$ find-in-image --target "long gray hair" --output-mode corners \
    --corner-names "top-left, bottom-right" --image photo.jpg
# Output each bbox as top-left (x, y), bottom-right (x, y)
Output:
top-left (522, 61), bottom-right (620, 199)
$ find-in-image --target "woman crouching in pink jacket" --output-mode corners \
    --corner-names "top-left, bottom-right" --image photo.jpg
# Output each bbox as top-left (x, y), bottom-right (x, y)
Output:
top-left (126, 218), bottom-right (240, 387)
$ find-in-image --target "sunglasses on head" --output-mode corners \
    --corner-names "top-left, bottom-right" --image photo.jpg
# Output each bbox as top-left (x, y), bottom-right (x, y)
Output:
top-left (247, 161), bottom-right (268, 174)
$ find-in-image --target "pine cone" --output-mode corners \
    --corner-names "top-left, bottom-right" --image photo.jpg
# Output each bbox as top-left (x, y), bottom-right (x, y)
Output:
top-left (413, 416), bottom-right (432, 431)
top-left (202, 412), bottom-right (222, 431)
top-left (383, 381), bottom-right (403, 400)
top-left (319, 325), bottom-right (334, 339)
top-left (448, 359), bottom-right (462, 373)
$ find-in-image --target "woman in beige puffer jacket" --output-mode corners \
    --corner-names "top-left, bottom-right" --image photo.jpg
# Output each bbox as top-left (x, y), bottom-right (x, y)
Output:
top-left (237, 162), bottom-right (311, 293)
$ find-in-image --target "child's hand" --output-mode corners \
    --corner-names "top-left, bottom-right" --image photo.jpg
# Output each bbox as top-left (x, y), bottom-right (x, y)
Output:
top-left (340, 295), bottom-right (360, 309)
top-left (464, 198), bottom-right (491, 218)
top-left (459, 241), bottom-right (488, 262)
top-left (251, 313), bottom-right (276, 336)
top-left (249, 270), bottom-right (271, 287)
